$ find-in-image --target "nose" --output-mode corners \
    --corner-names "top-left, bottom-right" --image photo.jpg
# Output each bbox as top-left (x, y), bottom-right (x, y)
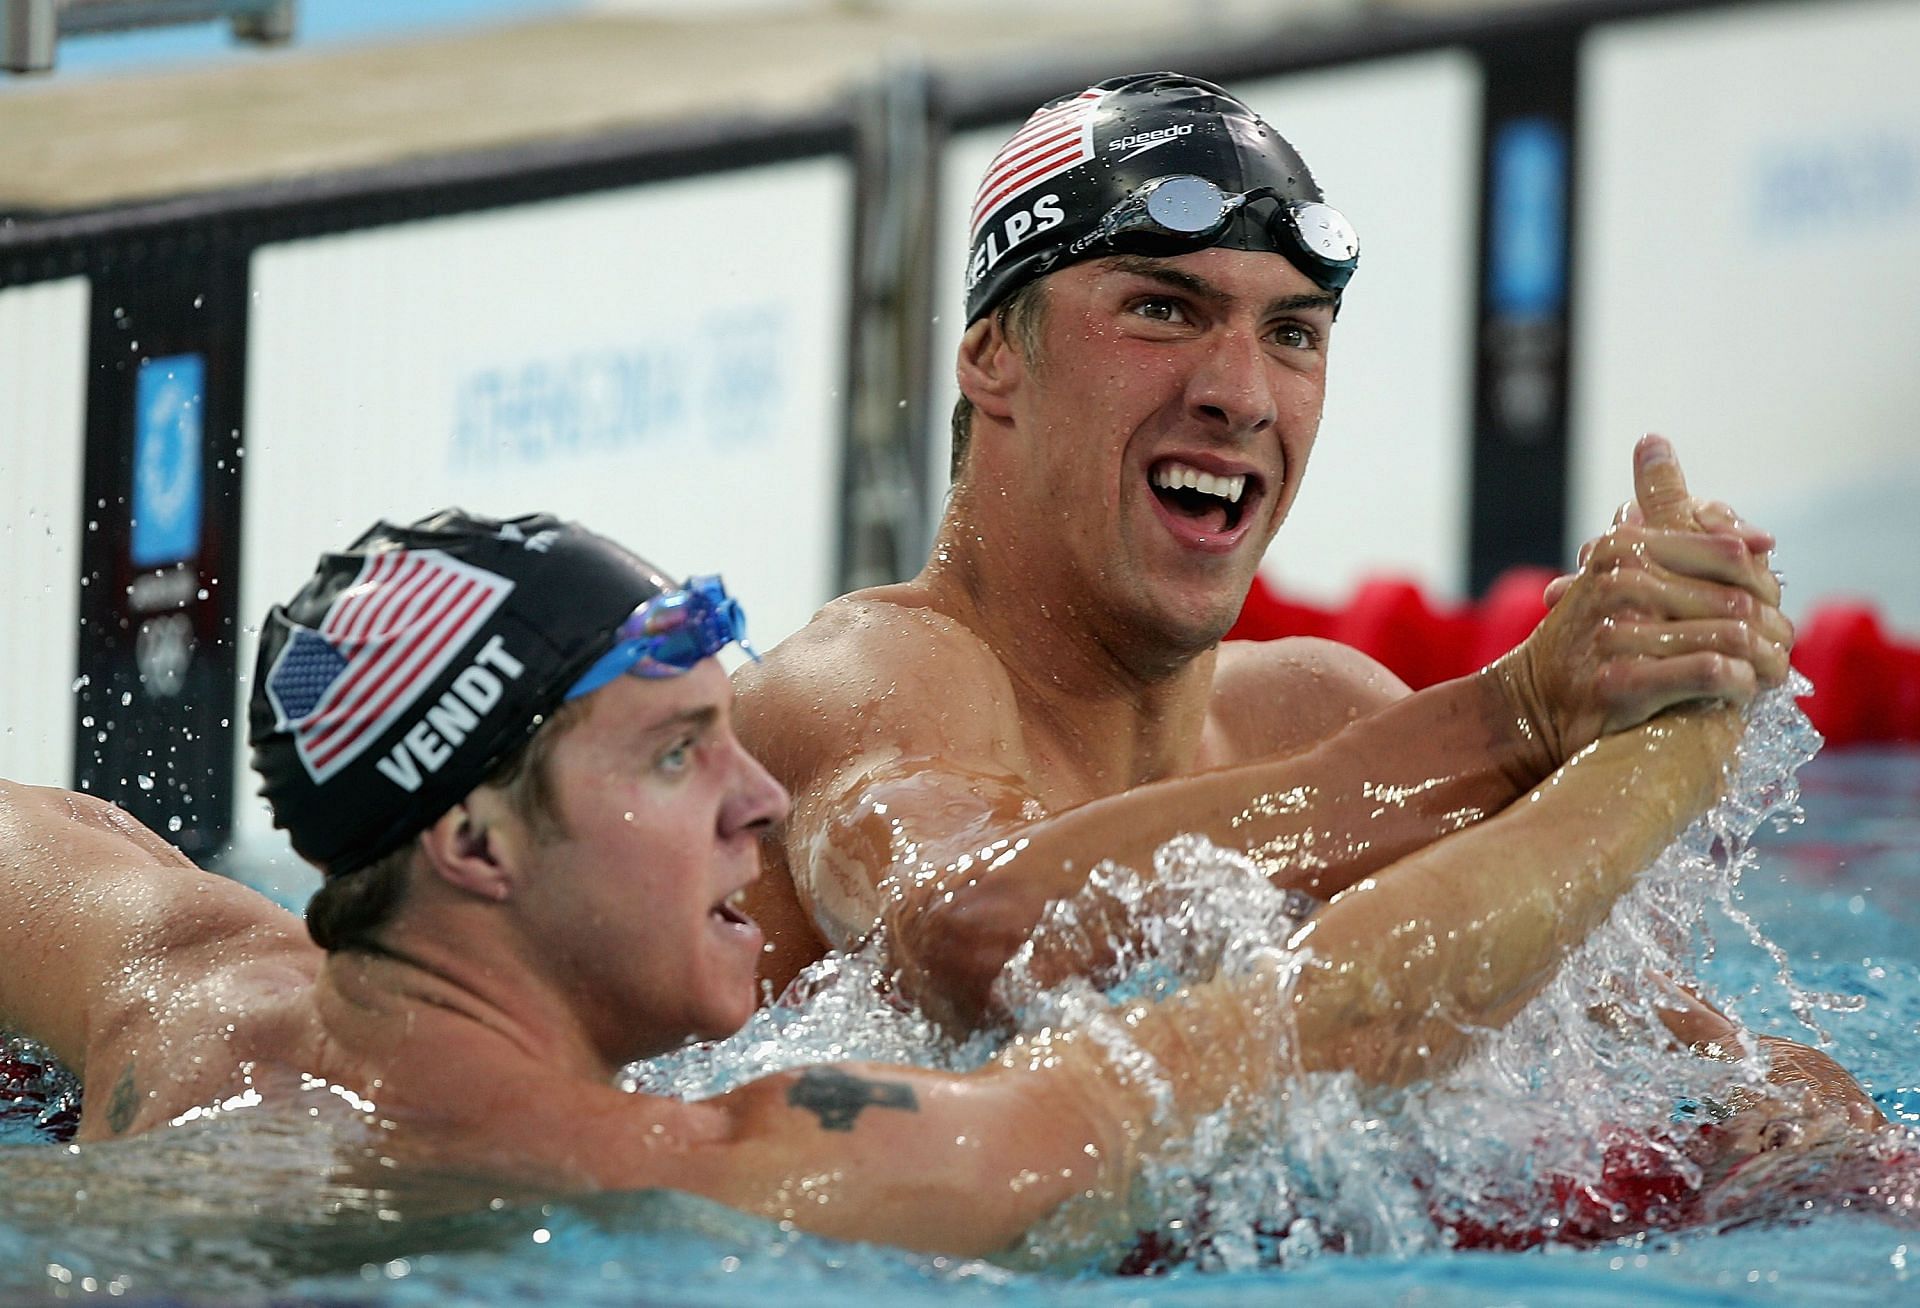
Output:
top-left (723, 738), bottom-right (791, 837)
top-left (1185, 325), bottom-right (1277, 438)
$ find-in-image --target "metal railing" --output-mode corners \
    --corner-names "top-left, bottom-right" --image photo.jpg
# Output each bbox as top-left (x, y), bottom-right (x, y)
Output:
top-left (2, 0), bottom-right (294, 73)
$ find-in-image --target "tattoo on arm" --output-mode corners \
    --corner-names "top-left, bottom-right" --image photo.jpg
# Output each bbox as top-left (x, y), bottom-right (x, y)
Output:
top-left (786, 1067), bottom-right (918, 1132)
top-left (105, 1061), bottom-right (139, 1135)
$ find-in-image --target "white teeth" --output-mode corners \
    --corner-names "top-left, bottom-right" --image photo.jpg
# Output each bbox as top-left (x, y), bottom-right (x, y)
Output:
top-left (1152, 463), bottom-right (1248, 504)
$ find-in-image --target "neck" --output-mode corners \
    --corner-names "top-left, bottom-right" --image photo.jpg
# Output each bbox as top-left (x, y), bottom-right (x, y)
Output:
top-left (312, 911), bottom-right (634, 1090)
top-left (920, 486), bottom-right (1220, 791)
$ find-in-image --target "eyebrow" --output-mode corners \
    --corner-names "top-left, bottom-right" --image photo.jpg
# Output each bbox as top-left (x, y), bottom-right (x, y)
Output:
top-left (637, 703), bottom-right (719, 743)
top-left (1104, 256), bottom-right (1339, 318)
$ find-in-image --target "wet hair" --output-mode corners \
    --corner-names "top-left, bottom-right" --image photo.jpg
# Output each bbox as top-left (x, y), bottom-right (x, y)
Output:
top-left (949, 278), bottom-right (1050, 481)
top-left (303, 695), bottom-right (591, 953)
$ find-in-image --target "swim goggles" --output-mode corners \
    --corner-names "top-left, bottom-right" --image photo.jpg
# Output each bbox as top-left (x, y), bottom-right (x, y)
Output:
top-left (564, 575), bottom-right (758, 701)
top-left (1067, 174), bottom-right (1360, 292)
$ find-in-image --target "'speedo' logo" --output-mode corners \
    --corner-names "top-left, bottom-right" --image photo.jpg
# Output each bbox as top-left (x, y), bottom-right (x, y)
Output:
top-left (1109, 123), bottom-right (1194, 162)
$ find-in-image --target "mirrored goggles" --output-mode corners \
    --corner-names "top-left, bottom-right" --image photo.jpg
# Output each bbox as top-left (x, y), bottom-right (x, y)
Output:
top-left (564, 575), bottom-right (758, 701)
top-left (1068, 174), bottom-right (1360, 292)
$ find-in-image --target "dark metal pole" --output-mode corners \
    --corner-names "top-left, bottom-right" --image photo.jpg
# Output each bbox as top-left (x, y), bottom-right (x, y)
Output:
top-left (838, 58), bottom-right (941, 593)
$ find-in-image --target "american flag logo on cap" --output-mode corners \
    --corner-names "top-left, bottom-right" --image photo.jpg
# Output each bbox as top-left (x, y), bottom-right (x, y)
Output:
top-left (265, 548), bottom-right (514, 783)
top-left (969, 86), bottom-right (1108, 242)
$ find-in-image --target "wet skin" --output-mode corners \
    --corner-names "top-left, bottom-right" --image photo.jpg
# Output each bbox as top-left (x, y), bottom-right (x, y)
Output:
top-left (5, 649), bottom-right (1859, 1258)
top-left (484, 664), bottom-right (787, 1064)
top-left (978, 249), bottom-right (1338, 661)
top-left (0, 670), bottom-right (1177, 1255)
top-left (735, 246), bottom-right (1796, 1029)
top-left (0, 442), bottom-right (1880, 1255)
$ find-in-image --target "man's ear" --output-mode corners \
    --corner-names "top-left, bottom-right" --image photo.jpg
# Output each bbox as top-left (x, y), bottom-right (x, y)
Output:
top-left (417, 796), bottom-right (527, 903)
top-left (956, 315), bottom-right (1022, 422)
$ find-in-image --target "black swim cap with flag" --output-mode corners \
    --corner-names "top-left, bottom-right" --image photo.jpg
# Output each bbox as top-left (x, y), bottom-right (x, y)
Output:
top-left (249, 510), bottom-right (669, 877)
top-left (965, 71), bottom-right (1359, 324)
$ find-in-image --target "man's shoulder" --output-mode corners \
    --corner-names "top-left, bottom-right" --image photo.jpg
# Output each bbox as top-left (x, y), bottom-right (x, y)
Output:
top-left (1214, 634), bottom-right (1408, 699)
top-left (763, 584), bottom-right (998, 670)
top-left (1210, 636), bottom-right (1411, 757)
top-left (733, 584), bottom-right (1022, 792)
top-left (78, 936), bottom-right (322, 1139)
top-left (737, 585), bottom-right (1012, 725)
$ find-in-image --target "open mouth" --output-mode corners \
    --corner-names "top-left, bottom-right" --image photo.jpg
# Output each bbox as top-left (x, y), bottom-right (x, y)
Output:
top-left (711, 888), bottom-right (752, 929)
top-left (1149, 459), bottom-right (1254, 534)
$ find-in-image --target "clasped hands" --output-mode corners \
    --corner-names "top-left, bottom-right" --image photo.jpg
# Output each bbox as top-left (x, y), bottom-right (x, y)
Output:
top-left (1506, 434), bottom-right (1794, 768)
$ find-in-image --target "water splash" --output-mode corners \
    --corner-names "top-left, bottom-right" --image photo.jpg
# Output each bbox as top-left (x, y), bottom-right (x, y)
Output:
top-left (1, 1037), bottom-right (82, 1144)
top-left (631, 675), bottom-right (1900, 1269)
top-left (628, 948), bottom-right (993, 1098)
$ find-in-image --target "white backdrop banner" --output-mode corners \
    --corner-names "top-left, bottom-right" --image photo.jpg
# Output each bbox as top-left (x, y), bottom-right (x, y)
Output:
top-left (0, 277), bottom-right (89, 786)
top-left (1572, 0), bottom-right (1920, 626)
top-left (239, 156), bottom-right (853, 841)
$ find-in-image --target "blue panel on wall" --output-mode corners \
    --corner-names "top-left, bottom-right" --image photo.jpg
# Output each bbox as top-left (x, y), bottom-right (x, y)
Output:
top-left (131, 353), bottom-right (205, 567)
top-left (1489, 117), bottom-right (1569, 319)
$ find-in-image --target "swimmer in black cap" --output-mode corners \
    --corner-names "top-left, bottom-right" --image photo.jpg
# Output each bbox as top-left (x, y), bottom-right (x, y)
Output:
top-left (963, 71), bottom-right (1357, 327)
top-left (3, 509), bottom-right (1878, 1260)
top-left (737, 75), bottom-right (1799, 1026)
top-left (251, 510), bottom-right (681, 879)
top-left (248, 509), bottom-right (758, 962)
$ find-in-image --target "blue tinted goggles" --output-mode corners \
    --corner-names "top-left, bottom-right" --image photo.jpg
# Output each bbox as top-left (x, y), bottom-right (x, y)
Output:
top-left (1068, 174), bottom-right (1360, 293)
top-left (564, 575), bottom-right (757, 701)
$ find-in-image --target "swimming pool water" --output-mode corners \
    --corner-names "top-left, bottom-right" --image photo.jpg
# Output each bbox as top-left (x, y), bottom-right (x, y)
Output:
top-left (3, 743), bottom-right (1917, 1305)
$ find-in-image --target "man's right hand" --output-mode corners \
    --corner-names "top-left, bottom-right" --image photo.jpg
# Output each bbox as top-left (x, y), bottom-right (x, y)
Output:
top-left (1498, 435), bottom-right (1794, 768)
top-left (1649, 978), bottom-right (1887, 1134)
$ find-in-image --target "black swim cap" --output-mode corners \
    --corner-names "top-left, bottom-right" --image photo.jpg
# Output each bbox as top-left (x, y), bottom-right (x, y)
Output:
top-left (248, 510), bottom-right (669, 876)
top-left (964, 72), bottom-right (1356, 324)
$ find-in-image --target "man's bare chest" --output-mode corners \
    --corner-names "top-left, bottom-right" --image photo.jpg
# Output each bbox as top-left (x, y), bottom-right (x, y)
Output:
top-left (1014, 713), bottom-right (1246, 815)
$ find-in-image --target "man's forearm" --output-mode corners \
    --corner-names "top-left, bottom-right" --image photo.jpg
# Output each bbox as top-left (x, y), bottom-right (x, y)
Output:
top-left (1240, 664), bottom-right (1555, 897)
top-left (765, 707), bottom-right (1738, 1257)
top-left (1281, 704), bottom-right (1742, 1087)
top-left (1021, 664), bottom-right (1547, 896)
top-left (890, 666), bottom-right (1551, 1024)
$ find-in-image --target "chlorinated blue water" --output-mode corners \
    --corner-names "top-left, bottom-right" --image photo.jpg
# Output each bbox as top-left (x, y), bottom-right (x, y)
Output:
top-left (3, 724), bottom-right (1917, 1305)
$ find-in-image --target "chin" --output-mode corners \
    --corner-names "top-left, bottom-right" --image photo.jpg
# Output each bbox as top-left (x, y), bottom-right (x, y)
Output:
top-left (694, 990), bottom-right (758, 1044)
top-left (1152, 588), bottom-right (1244, 649)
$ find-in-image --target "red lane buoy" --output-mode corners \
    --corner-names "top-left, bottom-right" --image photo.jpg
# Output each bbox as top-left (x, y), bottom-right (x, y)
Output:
top-left (1233, 571), bottom-right (1920, 746)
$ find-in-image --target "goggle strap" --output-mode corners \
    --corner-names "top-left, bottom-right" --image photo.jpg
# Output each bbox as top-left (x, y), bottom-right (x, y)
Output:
top-left (563, 576), bottom-right (756, 701)
top-left (1068, 173), bottom-right (1357, 292)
